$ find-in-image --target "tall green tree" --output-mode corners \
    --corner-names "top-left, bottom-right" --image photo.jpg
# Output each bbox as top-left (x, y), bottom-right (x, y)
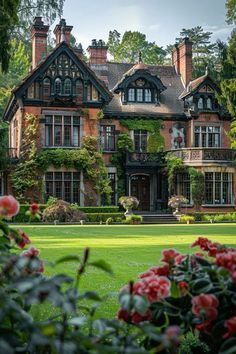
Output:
top-left (226, 0), bottom-right (236, 24)
top-left (0, 39), bottom-right (30, 118)
top-left (107, 30), bottom-right (166, 65)
top-left (175, 26), bottom-right (219, 79)
top-left (0, 0), bottom-right (20, 73)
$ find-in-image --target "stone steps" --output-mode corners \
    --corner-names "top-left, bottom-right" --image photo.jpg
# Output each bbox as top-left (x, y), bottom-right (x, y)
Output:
top-left (141, 214), bottom-right (179, 224)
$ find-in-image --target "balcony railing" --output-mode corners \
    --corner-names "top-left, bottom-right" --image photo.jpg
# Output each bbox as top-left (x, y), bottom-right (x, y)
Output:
top-left (170, 148), bottom-right (236, 163)
top-left (126, 152), bottom-right (165, 167)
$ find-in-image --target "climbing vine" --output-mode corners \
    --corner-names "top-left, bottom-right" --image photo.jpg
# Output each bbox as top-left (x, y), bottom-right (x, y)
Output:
top-left (166, 153), bottom-right (205, 207)
top-left (110, 133), bottom-right (133, 198)
top-left (11, 113), bottom-right (43, 202)
top-left (120, 118), bottom-right (165, 152)
top-left (37, 136), bottom-right (112, 204)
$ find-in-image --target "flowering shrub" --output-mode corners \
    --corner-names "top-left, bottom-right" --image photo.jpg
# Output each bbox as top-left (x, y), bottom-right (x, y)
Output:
top-left (42, 199), bottom-right (86, 222)
top-left (168, 195), bottom-right (188, 209)
top-left (119, 196), bottom-right (139, 210)
top-left (118, 237), bottom-right (236, 353)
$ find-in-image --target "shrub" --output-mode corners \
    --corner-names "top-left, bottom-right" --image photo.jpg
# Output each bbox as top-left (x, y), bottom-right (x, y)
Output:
top-left (117, 237), bottom-right (236, 353)
top-left (125, 214), bottom-right (143, 224)
top-left (42, 200), bottom-right (86, 222)
top-left (106, 217), bottom-right (113, 225)
top-left (85, 212), bottom-right (125, 222)
top-left (180, 214), bottom-right (195, 223)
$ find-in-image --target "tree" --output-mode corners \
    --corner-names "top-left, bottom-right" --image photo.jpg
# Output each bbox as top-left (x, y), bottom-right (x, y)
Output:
top-left (107, 30), bottom-right (166, 65)
top-left (226, 0), bottom-right (236, 24)
top-left (0, 39), bottom-right (30, 118)
top-left (175, 26), bottom-right (219, 79)
top-left (0, 0), bottom-right (20, 73)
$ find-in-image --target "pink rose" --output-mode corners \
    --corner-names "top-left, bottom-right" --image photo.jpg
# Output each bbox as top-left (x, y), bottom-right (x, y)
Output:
top-left (0, 195), bottom-right (19, 217)
top-left (224, 316), bottom-right (236, 338)
top-left (17, 230), bottom-right (31, 249)
top-left (192, 294), bottom-right (219, 321)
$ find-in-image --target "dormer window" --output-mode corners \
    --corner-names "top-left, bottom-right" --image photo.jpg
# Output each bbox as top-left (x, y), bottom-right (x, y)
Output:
top-left (198, 97), bottom-right (204, 109)
top-left (127, 86), bottom-right (154, 103)
top-left (207, 97), bottom-right (212, 110)
top-left (128, 88), bottom-right (135, 102)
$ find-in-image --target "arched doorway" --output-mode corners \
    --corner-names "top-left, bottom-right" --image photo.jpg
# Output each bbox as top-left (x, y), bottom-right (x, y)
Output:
top-left (130, 174), bottom-right (150, 211)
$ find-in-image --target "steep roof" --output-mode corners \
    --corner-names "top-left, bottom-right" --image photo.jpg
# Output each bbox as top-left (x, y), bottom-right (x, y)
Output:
top-left (91, 62), bottom-right (186, 117)
top-left (3, 41), bottom-right (112, 121)
top-left (179, 73), bottom-right (220, 99)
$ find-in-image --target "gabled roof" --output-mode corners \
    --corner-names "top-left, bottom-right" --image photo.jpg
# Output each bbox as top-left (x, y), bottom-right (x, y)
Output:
top-left (179, 73), bottom-right (220, 99)
top-left (113, 62), bottom-right (167, 93)
top-left (3, 41), bottom-right (113, 121)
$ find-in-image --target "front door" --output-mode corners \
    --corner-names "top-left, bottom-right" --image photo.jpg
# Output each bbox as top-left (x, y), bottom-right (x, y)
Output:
top-left (130, 175), bottom-right (150, 211)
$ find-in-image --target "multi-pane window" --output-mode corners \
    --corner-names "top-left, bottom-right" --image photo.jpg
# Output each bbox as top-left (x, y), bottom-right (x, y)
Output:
top-left (101, 125), bottom-right (115, 151)
top-left (54, 78), bottom-right (62, 94)
top-left (205, 172), bottom-right (233, 205)
top-left (134, 130), bottom-right (148, 152)
top-left (75, 79), bottom-right (83, 102)
top-left (127, 88), bottom-right (153, 103)
top-left (45, 115), bottom-right (80, 147)
top-left (108, 173), bottom-right (116, 205)
top-left (64, 78), bottom-right (72, 95)
top-left (45, 171), bottom-right (80, 203)
top-left (194, 126), bottom-right (221, 148)
top-left (177, 173), bottom-right (191, 203)
top-left (43, 78), bottom-right (51, 98)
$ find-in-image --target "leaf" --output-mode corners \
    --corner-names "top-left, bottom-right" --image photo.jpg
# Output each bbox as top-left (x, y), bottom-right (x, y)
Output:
top-left (133, 295), bottom-right (149, 314)
top-left (41, 323), bottom-right (56, 336)
top-left (55, 255), bottom-right (80, 265)
top-left (68, 316), bottom-right (86, 326)
top-left (219, 338), bottom-right (236, 354)
top-left (195, 256), bottom-right (212, 267)
top-left (88, 260), bottom-right (113, 275)
top-left (191, 279), bottom-right (212, 294)
top-left (170, 281), bottom-right (181, 298)
top-left (82, 291), bottom-right (102, 301)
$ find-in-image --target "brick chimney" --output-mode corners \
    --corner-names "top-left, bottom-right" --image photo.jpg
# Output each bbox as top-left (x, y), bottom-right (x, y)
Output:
top-left (54, 19), bottom-right (73, 46)
top-left (31, 17), bottom-right (49, 69)
top-left (172, 37), bottom-right (193, 87)
top-left (87, 39), bottom-right (108, 65)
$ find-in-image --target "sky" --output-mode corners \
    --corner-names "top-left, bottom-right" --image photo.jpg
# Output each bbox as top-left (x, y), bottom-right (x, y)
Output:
top-left (61, 0), bottom-right (234, 51)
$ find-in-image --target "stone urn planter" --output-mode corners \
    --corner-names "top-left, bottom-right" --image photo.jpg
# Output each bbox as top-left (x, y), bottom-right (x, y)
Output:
top-left (168, 195), bottom-right (188, 216)
top-left (118, 196), bottom-right (139, 219)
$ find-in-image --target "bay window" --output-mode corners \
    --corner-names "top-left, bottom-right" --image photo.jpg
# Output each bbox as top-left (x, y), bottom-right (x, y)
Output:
top-left (194, 126), bottom-right (221, 147)
top-left (205, 172), bottom-right (233, 205)
top-left (45, 114), bottom-right (80, 147)
top-left (45, 171), bottom-right (80, 203)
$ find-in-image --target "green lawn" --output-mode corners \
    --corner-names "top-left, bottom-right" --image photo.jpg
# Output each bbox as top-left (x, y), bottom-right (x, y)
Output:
top-left (18, 223), bottom-right (236, 319)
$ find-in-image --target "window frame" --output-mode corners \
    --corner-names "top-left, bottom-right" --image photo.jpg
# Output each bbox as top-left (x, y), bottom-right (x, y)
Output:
top-left (134, 129), bottom-right (148, 152)
top-left (45, 171), bottom-right (80, 203)
top-left (100, 125), bottom-right (116, 152)
top-left (194, 125), bottom-right (221, 148)
top-left (204, 172), bottom-right (233, 205)
top-left (45, 114), bottom-right (80, 147)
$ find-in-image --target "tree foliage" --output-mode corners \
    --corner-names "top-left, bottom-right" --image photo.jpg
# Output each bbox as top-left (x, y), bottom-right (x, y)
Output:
top-left (226, 0), bottom-right (236, 24)
top-left (107, 30), bottom-right (166, 64)
top-left (0, 39), bottom-right (30, 118)
top-left (0, 0), bottom-right (20, 73)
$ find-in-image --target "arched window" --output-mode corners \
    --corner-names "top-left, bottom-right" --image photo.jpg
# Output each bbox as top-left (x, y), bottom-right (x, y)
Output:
top-left (198, 97), bottom-right (204, 109)
top-left (75, 79), bottom-right (83, 102)
top-left (54, 78), bottom-right (62, 95)
top-left (64, 78), bottom-right (72, 95)
top-left (207, 97), bottom-right (212, 110)
top-left (43, 78), bottom-right (51, 98)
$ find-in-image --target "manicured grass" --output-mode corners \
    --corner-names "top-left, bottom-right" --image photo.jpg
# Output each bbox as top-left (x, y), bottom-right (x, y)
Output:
top-left (18, 223), bottom-right (236, 319)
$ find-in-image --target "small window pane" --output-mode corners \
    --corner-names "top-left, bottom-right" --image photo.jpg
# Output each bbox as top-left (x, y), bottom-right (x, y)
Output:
top-left (55, 78), bottom-right (62, 94)
top-left (145, 89), bottom-right (152, 102)
top-left (137, 89), bottom-right (143, 102)
top-left (128, 88), bottom-right (135, 102)
top-left (64, 78), bottom-right (72, 95)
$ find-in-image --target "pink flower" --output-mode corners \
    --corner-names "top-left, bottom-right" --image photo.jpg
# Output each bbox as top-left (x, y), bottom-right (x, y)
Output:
top-left (29, 202), bottom-right (40, 215)
top-left (17, 230), bottom-right (31, 249)
top-left (216, 251), bottom-right (236, 279)
top-left (22, 246), bottom-right (40, 257)
top-left (131, 310), bottom-right (152, 324)
top-left (161, 249), bottom-right (186, 266)
top-left (192, 294), bottom-right (219, 322)
top-left (141, 276), bottom-right (171, 303)
top-left (0, 195), bottom-right (19, 218)
top-left (224, 316), bottom-right (236, 338)
top-left (150, 263), bottom-right (170, 276)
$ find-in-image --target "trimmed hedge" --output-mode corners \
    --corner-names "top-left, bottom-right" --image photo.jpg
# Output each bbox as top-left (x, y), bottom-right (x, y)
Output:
top-left (11, 204), bottom-right (123, 223)
top-left (85, 213), bottom-right (125, 222)
top-left (191, 212), bottom-right (236, 222)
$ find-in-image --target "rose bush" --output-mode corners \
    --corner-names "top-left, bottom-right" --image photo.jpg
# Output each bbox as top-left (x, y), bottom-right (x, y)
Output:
top-left (118, 237), bottom-right (236, 353)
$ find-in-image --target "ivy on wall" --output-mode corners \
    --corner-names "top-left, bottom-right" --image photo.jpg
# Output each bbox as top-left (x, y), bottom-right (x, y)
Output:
top-left (166, 153), bottom-right (205, 208)
top-left (110, 133), bottom-right (133, 198)
top-left (11, 114), bottom-right (111, 204)
top-left (37, 136), bottom-right (112, 204)
top-left (11, 113), bottom-right (43, 202)
top-left (120, 118), bottom-right (165, 152)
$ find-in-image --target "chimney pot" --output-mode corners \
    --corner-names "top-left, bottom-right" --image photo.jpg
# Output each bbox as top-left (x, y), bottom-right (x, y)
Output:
top-left (87, 39), bottom-right (108, 64)
top-left (54, 19), bottom-right (73, 46)
top-left (31, 17), bottom-right (49, 69)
